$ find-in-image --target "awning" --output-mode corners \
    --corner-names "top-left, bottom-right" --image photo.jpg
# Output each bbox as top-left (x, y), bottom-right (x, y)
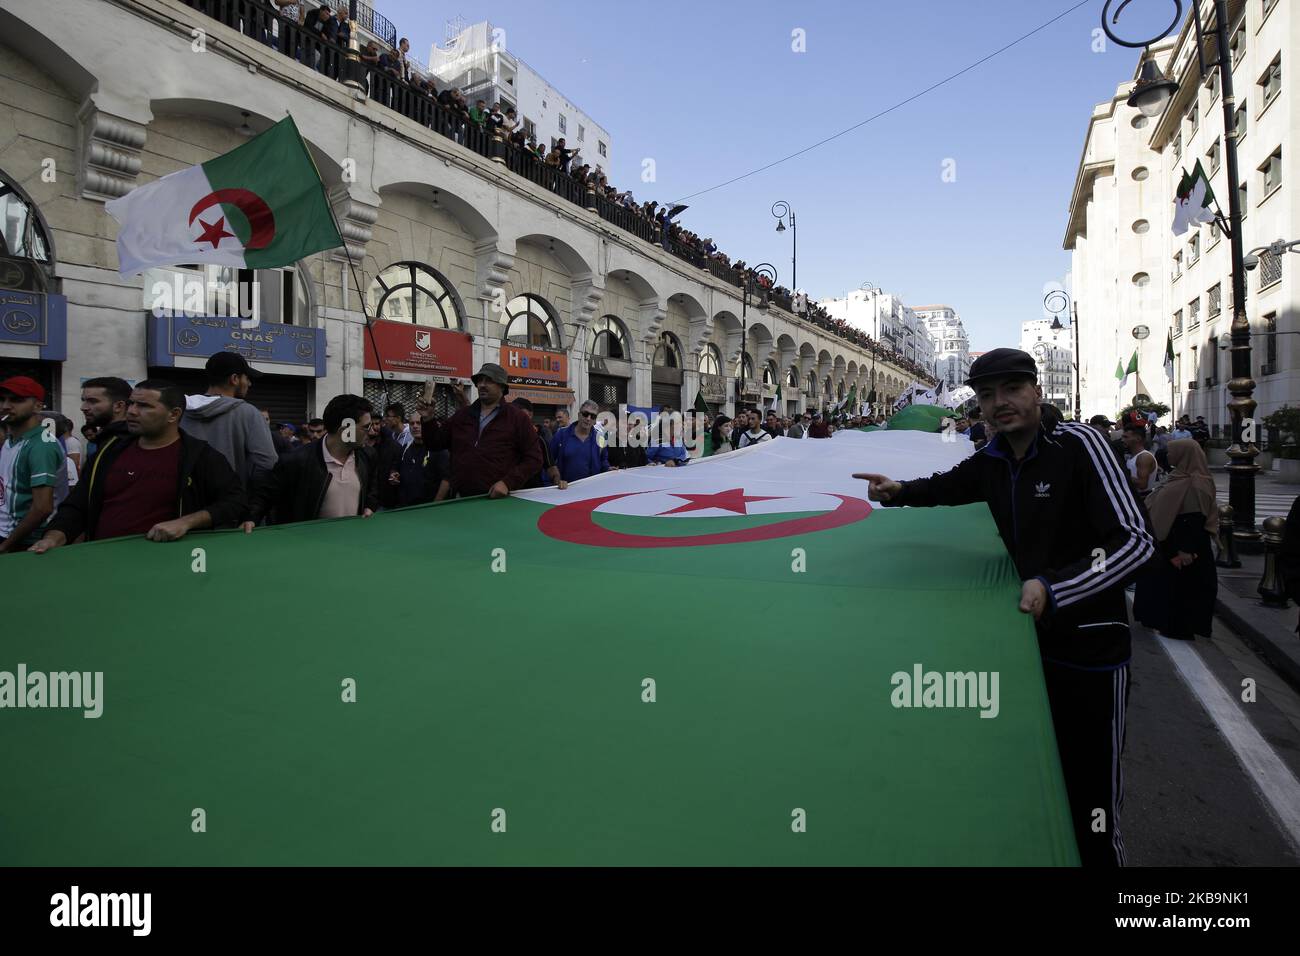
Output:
top-left (507, 387), bottom-right (576, 406)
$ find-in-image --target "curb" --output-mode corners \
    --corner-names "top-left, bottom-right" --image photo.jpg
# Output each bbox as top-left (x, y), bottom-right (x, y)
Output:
top-left (1215, 596), bottom-right (1300, 696)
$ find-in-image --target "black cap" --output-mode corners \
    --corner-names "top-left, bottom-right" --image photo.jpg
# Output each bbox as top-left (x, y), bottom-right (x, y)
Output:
top-left (1089, 414), bottom-right (1115, 428)
top-left (206, 351), bottom-right (262, 380)
top-left (966, 348), bottom-right (1037, 386)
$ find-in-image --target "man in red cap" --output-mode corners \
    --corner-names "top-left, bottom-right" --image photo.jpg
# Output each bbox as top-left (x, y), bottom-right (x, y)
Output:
top-left (0, 376), bottom-right (62, 554)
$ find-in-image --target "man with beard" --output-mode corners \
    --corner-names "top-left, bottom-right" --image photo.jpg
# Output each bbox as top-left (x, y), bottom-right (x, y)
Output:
top-left (79, 376), bottom-right (132, 463)
top-left (0, 377), bottom-right (61, 554)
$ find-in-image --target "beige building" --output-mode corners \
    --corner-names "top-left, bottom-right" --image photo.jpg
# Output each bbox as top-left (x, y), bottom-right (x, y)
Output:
top-left (0, 0), bottom-right (918, 429)
top-left (1066, 0), bottom-right (1300, 436)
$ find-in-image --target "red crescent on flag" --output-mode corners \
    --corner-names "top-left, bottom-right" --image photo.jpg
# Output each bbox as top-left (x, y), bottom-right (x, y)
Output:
top-left (537, 490), bottom-right (872, 548)
top-left (189, 189), bottom-right (276, 249)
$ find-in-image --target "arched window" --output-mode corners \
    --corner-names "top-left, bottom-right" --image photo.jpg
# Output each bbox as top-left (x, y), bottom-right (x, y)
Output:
top-left (823, 377), bottom-right (832, 398)
top-left (837, 380), bottom-right (846, 400)
top-left (807, 372), bottom-right (817, 396)
top-left (590, 315), bottom-right (630, 358)
top-left (762, 361), bottom-right (778, 388)
top-left (0, 172), bottom-right (52, 264)
top-left (737, 353), bottom-right (755, 380)
top-left (368, 261), bottom-right (464, 329)
top-left (653, 331), bottom-right (683, 367)
top-left (504, 294), bottom-right (562, 348)
top-left (699, 344), bottom-right (723, 376)
top-left (786, 366), bottom-right (800, 389)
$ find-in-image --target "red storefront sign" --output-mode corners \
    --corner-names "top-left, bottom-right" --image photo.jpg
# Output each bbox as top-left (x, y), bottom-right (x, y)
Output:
top-left (500, 344), bottom-right (568, 388)
top-left (364, 320), bottom-right (474, 380)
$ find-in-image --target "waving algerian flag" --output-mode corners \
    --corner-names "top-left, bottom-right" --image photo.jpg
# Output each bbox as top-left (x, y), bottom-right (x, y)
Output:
top-left (4, 431), bottom-right (1078, 865)
top-left (1172, 160), bottom-right (1217, 236)
top-left (1119, 350), bottom-right (1138, 390)
top-left (106, 116), bottom-right (343, 277)
top-left (1164, 332), bottom-right (1175, 383)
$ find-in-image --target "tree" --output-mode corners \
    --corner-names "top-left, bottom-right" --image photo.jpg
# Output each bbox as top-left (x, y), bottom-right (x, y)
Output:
top-left (1262, 405), bottom-right (1300, 449)
top-left (1118, 398), bottom-right (1170, 421)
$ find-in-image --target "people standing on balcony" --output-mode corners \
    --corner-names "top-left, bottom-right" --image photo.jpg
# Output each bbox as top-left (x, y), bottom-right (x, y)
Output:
top-left (501, 107), bottom-right (518, 135)
top-left (488, 103), bottom-right (506, 131)
top-left (551, 138), bottom-right (579, 173)
top-left (336, 8), bottom-right (352, 47)
top-left (396, 38), bottom-right (411, 82)
top-left (469, 99), bottom-right (489, 129)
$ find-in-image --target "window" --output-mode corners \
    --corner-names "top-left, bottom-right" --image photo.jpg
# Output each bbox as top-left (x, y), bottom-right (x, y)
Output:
top-left (737, 353), bottom-right (755, 380)
top-left (1261, 148), bottom-right (1282, 196)
top-left (577, 124), bottom-right (585, 143)
top-left (1189, 297), bottom-right (1201, 327)
top-left (1188, 100), bottom-right (1199, 134)
top-left (1207, 68), bottom-right (1220, 104)
top-left (503, 293), bottom-right (561, 348)
top-left (1132, 219), bottom-right (1150, 234)
top-left (1133, 272), bottom-right (1150, 287)
top-left (1263, 0), bottom-right (1278, 19)
top-left (1260, 55), bottom-right (1282, 111)
top-left (1174, 309), bottom-right (1183, 336)
top-left (558, 114), bottom-right (567, 134)
top-left (653, 331), bottom-right (682, 368)
top-left (1131, 114), bottom-right (1149, 130)
top-left (699, 344), bottom-right (723, 377)
top-left (523, 117), bottom-right (536, 139)
top-left (1174, 250), bottom-right (1183, 278)
top-left (589, 315), bottom-right (629, 359)
top-left (1132, 166), bottom-right (1149, 181)
top-left (368, 262), bottom-right (463, 329)
top-left (1209, 220), bottom-right (1222, 246)
top-left (146, 264), bottom-right (311, 326)
top-left (1265, 312), bottom-right (1278, 369)
top-left (1189, 233), bottom-right (1200, 264)
top-left (0, 174), bottom-right (52, 264)
top-left (762, 361), bottom-right (778, 388)
top-left (1259, 249), bottom-right (1283, 289)
top-left (1239, 181), bottom-right (1248, 218)
top-left (598, 141), bottom-right (608, 158)
top-left (1207, 138), bottom-right (1221, 175)
top-left (1173, 131), bottom-right (1182, 161)
top-left (1209, 282), bottom-right (1222, 318)
top-left (1229, 18), bottom-right (1246, 68)
top-left (1208, 331), bottom-right (1218, 383)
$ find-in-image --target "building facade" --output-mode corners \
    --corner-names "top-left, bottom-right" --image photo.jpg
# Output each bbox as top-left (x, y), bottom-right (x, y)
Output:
top-left (914, 306), bottom-right (972, 388)
top-left (1020, 318), bottom-right (1074, 412)
top-left (0, 0), bottom-right (918, 431)
top-left (1067, 0), bottom-right (1300, 433)
top-left (819, 288), bottom-right (935, 377)
top-left (429, 21), bottom-right (612, 177)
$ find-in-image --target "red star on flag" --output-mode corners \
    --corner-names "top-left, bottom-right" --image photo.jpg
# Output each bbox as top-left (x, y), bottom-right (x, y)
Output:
top-left (194, 216), bottom-right (234, 250)
top-left (657, 487), bottom-right (786, 516)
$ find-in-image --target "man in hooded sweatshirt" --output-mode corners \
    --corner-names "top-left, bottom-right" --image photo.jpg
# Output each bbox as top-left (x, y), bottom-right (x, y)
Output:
top-left (182, 352), bottom-right (278, 486)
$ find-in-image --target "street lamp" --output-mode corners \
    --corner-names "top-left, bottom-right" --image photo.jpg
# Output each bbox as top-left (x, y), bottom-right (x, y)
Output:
top-left (1103, 0), bottom-right (1259, 541)
top-left (737, 263), bottom-right (777, 417)
top-left (772, 201), bottom-right (796, 293)
top-left (1046, 289), bottom-right (1080, 420)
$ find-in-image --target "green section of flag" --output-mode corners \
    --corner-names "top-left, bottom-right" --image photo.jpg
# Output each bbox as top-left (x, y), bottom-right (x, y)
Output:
top-left (1115, 359), bottom-right (1125, 382)
top-left (1126, 351), bottom-right (1138, 376)
top-left (0, 494), bottom-right (1077, 865)
top-left (202, 116), bottom-right (342, 269)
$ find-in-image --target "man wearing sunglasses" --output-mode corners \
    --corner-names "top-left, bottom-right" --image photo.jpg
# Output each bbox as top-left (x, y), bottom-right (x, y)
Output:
top-left (550, 399), bottom-right (609, 485)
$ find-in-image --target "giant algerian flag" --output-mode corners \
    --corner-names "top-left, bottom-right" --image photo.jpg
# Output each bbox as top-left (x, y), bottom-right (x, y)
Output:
top-left (106, 116), bottom-right (343, 277)
top-left (1172, 160), bottom-right (1216, 236)
top-left (3, 433), bottom-right (1077, 865)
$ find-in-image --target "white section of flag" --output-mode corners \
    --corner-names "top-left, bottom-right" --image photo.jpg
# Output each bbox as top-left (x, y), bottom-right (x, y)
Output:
top-left (105, 164), bottom-right (247, 276)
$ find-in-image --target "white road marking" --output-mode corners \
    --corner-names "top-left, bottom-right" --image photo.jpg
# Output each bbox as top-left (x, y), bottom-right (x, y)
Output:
top-left (1153, 629), bottom-right (1300, 853)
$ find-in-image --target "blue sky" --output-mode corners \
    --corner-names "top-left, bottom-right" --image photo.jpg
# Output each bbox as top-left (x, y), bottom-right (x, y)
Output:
top-left (382, 0), bottom-right (1176, 351)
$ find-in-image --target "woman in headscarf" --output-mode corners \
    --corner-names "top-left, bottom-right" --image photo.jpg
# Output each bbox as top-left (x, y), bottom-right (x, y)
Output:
top-left (1133, 439), bottom-right (1220, 640)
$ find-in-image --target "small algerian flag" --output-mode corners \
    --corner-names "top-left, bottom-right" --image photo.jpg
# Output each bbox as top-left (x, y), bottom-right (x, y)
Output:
top-left (1164, 332), bottom-right (1175, 383)
top-left (106, 116), bottom-right (343, 277)
top-left (846, 385), bottom-right (856, 413)
top-left (693, 389), bottom-right (709, 415)
top-left (1172, 160), bottom-right (1216, 236)
top-left (1121, 350), bottom-right (1138, 389)
top-left (1115, 358), bottom-right (1125, 383)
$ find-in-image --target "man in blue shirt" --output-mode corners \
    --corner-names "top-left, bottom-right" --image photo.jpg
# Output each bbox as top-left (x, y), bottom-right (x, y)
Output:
top-left (550, 400), bottom-right (608, 484)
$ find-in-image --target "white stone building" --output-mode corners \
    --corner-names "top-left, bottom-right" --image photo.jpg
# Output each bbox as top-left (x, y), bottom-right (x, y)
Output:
top-left (430, 21), bottom-right (612, 175)
top-left (914, 306), bottom-right (972, 388)
top-left (1066, 0), bottom-right (1300, 435)
top-left (0, 0), bottom-right (921, 430)
top-left (1020, 318), bottom-right (1074, 412)
top-left (819, 288), bottom-right (935, 381)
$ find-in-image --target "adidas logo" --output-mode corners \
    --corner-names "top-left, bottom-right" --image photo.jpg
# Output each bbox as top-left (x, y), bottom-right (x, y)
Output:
top-left (1034, 482), bottom-right (1051, 498)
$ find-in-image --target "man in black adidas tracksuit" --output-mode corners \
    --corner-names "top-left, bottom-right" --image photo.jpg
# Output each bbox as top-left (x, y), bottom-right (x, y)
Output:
top-left (856, 348), bottom-right (1156, 866)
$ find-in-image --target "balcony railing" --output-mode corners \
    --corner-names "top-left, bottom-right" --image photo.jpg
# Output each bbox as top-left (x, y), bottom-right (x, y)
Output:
top-left (177, 0), bottom-right (926, 373)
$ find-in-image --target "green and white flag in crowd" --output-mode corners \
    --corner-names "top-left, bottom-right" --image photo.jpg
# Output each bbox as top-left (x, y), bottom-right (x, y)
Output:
top-left (1122, 350), bottom-right (1138, 389)
top-left (5, 431), bottom-right (1077, 865)
top-left (106, 116), bottom-right (343, 277)
top-left (1164, 332), bottom-right (1175, 383)
top-left (1172, 160), bottom-right (1216, 236)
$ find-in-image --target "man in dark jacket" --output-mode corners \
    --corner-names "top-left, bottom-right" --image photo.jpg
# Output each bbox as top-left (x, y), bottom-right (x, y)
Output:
top-left (395, 415), bottom-right (433, 506)
top-left (366, 413), bottom-right (403, 510)
top-left (418, 363), bottom-right (542, 499)
top-left (242, 394), bottom-right (379, 528)
top-left (855, 348), bottom-right (1156, 868)
top-left (30, 380), bottom-right (244, 551)
top-left (182, 352), bottom-right (278, 485)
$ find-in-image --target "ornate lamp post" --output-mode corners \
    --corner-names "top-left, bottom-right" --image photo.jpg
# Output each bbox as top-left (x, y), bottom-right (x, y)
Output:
top-left (737, 263), bottom-right (777, 416)
top-left (772, 202), bottom-right (796, 293)
top-left (1045, 289), bottom-right (1080, 420)
top-left (1103, 0), bottom-right (1258, 540)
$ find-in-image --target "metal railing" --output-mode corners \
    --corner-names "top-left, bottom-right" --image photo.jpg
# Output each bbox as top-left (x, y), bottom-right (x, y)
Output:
top-left (177, 0), bottom-right (926, 374)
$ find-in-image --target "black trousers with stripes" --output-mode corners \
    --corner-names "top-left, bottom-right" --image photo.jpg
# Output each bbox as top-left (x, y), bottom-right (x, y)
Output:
top-left (1042, 659), bottom-right (1130, 867)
